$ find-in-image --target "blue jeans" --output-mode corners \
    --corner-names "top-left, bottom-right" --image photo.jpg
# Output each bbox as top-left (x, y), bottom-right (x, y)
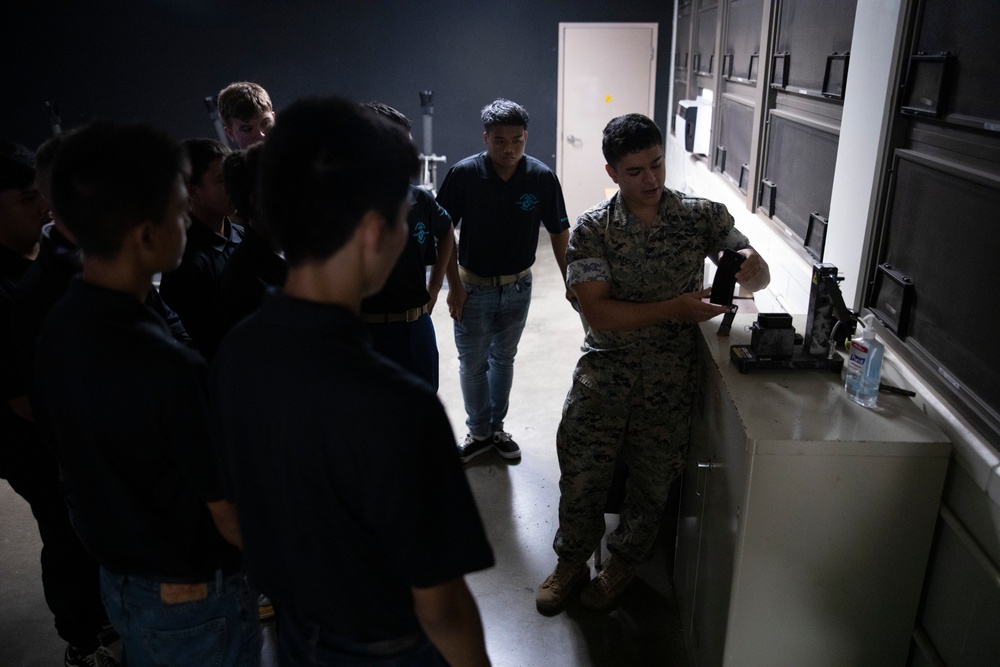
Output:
top-left (100, 568), bottom-right (261, 667)
top-left (365, 312), bottom-right (439, 390)
top-left (454, 272), bottom-right (532, 437)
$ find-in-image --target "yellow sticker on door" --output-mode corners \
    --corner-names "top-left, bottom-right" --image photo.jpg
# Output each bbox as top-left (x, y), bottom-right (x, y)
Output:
top-left (605, 96), bottom-right (613, 103)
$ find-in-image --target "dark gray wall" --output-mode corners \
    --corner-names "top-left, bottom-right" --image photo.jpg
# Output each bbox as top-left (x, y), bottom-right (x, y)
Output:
top-left (2, 0), bottom-right (673, 172)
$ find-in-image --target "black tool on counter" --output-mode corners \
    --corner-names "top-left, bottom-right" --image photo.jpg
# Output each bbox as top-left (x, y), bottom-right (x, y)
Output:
top-left (712, 249), bottom-right (744, 335)
top-left (730, 262), bottom-right (855, 373)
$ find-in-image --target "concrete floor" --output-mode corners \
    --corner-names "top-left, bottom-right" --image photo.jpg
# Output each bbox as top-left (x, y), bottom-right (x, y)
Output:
top-left (0, 236), bottom-right (688, 666)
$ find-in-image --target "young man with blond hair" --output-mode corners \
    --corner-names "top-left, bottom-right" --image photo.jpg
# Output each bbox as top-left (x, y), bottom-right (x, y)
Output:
top-left (217, 81), bottom-right (275, 149)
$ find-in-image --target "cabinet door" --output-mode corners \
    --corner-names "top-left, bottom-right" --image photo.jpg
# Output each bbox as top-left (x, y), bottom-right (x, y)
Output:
top-left (677, 351), bottom-right (749, 667)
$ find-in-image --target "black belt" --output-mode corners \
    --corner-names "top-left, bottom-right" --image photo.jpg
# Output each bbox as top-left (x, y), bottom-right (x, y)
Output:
top-left (359, 303), bottom-right (430, 323)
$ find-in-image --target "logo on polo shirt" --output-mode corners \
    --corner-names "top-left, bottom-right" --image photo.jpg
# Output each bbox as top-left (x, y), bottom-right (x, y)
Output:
top-left (516, 193), bottom-right (539, 211)
top-left (412, 221), bottom-right (430, 244)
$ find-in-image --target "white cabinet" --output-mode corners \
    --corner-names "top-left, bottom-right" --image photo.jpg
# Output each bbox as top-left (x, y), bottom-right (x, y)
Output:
top-left (676, 315), bottom-right (951, 667)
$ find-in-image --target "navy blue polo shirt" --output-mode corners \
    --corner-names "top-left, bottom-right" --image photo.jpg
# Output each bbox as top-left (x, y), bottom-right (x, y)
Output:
top-left (13, 224), bottom-right (192, 394)
top-left (436, 152), bottom-right (569, 277)
top-left (212, 294), bottom-right (494, 641)
top-left (159, 215), bottom-right (244, 358)
top-left (216, 225), bottom-right (288, 336)
top-left (0, 243), bottom-right (32, 403)
top-left (362, 186), bottom-right (452, 314)
top-left (35, 280), bottom-right (240, 580)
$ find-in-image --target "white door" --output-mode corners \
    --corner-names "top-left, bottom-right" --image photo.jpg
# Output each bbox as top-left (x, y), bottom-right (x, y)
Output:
top-left (557, 23), bottom-right (658, 223)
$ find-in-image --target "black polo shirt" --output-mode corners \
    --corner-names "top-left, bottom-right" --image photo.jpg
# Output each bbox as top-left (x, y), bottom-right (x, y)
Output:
top-left (436, 152), bottom-right (568, 277)
top-left (0, 243), bottom-right (32, 404)
top-left (14, 223), bottom-right (191, 394)
top-left (216, 225), bottom-right (287, 336)
top-left (361, 186), bottom-right (452, 314)
top-left (159, 215), bottom-right (243, 358)
top-left (35, 280), bottom-right (240, 580)
top-left (212, 294), bottom-right (494, 641)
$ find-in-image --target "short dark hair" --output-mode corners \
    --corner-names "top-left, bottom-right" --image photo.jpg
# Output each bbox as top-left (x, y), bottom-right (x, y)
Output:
top-left (34, 134), bottom-right (65, 203)
top-left (481, 98), bottom-right (529, 132)
top-left (0, 142), bottom-right (36, 191)
top-left (365, 102), bottom-right (412, 131)
top-left (602, 114), bottom-right (663, 168)
top-left (259, 97), bottom-right (418, 267)
top-left (34, 135), bottom-right (64, 178)
top-left (217, 81), bottom-right (273, 125)
top-left (222, 144), bottom-right (262, 221)
top-left (50, 121), bottom-right (187, 258)
top-left (183, 138), bottom-right (230, 186)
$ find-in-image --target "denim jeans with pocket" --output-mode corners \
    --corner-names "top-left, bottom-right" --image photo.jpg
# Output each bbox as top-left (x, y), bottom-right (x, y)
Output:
top-left (100, 567), bottom-right (261, 667)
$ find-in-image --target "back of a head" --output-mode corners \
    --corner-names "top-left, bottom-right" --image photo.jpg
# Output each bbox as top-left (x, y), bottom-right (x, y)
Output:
top-left (50, 121), bottom-right (186, 258)
top-left (183, 138), bottom-right (230, 186)
top-left (0, 141), bottom-right (36, 192)
top-left (365, 102), bottom-right (412, 132)
top-left (222, 144), bottom-right (262, 221)
top-left (481, 98), bottom-right (529, 131)
top-left (259, 97), bottom-right (418, 267)
top-left (602, 113), bottom-right (663, 168)
top-left (34, 134), bottom-right (65, 203)
top-left (217, 81), bottom-right (273, 125)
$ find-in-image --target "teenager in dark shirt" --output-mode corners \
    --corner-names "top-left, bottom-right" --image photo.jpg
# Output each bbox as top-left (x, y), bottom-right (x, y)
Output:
top-left (35, 121), bottom-right (261, 667)
top-left (360, 103), bottom-right (456, 390)
top-left (216, 144), bottom-right (286, 337)
top-left (213, 97), bottom-right (493, 666)
top-left (436, 98), bottom-right (571, 462)
top-left (0, 141), bottom-right (116, 667)
top-left (159, 138), bottom-right (243, 358)
top-left (15, 136), bottom-right (192, 384)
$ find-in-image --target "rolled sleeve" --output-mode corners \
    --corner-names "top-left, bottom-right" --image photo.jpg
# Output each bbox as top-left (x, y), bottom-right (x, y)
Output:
top-left (567, 257), bottom-right (611, 288)
top-left (565, 204), bottom-right (613, 288)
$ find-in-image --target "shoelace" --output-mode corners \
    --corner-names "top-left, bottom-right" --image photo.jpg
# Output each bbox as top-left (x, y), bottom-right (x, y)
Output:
top-left (93, 647), bottom-right (118, 667)
top-left (596, 561), bottom-right (633, 589)
top-left (493, 431), bottom-right (513, 442)
top-left (69, 646), bottom-right (118, 667)
top-left (548, 564), bottom-right (584, 590)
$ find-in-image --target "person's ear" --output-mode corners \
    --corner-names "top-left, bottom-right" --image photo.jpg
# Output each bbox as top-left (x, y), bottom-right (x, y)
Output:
top-left (185, 180), bottom-right (201, 205)
top-left (605, 164), bottom-right (619, 184)
top-left (223, 124), bottom-right (235, 142)
top-left (356, 209), bottom-right (384, 254)
top-left (119, 220), bottom-right (155, 264)
top-left (483, 131), bottom-right (489, 146)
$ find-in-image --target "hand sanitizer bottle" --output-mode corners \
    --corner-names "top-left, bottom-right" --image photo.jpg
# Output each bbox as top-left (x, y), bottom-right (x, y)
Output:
top-left (845, 318), bottom-right (883, 407)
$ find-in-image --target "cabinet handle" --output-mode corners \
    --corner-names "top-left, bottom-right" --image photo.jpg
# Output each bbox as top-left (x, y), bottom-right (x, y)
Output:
top-left (696, 460), bottom-right (718, 497)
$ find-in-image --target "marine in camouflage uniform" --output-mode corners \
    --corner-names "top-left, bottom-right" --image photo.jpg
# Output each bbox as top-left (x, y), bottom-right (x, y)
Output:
top-left (553, 189), bottom-right (750, 567)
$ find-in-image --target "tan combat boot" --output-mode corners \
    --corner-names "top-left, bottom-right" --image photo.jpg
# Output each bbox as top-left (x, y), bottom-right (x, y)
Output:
top-left (579, 556), bottom-right (635, 611)
top-left (535, 561), bottom-right (590, 615)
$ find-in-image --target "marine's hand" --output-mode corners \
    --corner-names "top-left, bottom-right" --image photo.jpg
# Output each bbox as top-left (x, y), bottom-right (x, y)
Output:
top-left (673, 288), bottom-right (732, 323)
top-left (447, 286), bottom-right (468, 322)
top-left (735, 248), bottom-right (770, 292)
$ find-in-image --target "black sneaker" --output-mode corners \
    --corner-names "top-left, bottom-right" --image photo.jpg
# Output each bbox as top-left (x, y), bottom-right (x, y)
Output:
top-left (458, 434), bottom-right (493, 463)
top-left (492, 431), bottom-right (521, 459)
top-left (65, 644), bottom-right (118, 667)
